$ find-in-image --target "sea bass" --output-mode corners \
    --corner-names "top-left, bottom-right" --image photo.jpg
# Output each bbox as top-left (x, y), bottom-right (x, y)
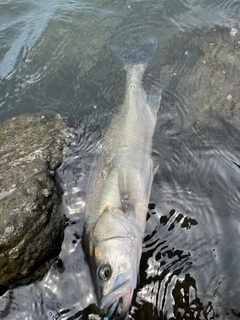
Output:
top-left (83, 38), bottom-right (161, 319)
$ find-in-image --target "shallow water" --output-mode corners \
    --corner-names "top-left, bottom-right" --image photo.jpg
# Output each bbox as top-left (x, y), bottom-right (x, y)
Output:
top-left (1, 0), bottom-right (240, 319)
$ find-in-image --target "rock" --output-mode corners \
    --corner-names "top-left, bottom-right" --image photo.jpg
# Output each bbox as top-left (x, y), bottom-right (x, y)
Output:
top-left (160, 24), bottom-right (240, 130)
top-left (0, 113), bottom-right (66, 294)
top-left (183, 25), bottom-right (240, 128)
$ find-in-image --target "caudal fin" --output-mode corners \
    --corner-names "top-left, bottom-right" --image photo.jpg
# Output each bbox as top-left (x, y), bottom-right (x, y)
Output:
top-left (112, 37), bottom-right (158, 66)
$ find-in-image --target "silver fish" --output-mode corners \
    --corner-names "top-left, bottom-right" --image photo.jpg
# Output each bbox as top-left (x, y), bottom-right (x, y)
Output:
top-left (83, 38), bottom-right (161, 319)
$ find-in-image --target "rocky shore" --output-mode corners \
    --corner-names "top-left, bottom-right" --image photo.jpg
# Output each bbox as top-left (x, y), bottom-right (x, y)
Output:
top-left (0, 113), bottom-right (66, 295)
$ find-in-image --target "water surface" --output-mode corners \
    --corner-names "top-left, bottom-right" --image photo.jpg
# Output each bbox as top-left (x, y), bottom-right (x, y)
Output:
top-left (0, 0), bottom-right (240, 319)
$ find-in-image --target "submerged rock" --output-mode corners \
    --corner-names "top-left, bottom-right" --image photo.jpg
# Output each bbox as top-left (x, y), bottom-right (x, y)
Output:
top-left (183, 25), bottom-right (240, 127)
top-left (0, 113), bottom-right (66, 294)
top-left (161, 24), bottom-right (240, 129)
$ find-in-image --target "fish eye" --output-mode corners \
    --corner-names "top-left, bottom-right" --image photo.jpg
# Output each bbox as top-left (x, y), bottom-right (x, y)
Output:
top-left (98, 263), bottom-right (112, 281)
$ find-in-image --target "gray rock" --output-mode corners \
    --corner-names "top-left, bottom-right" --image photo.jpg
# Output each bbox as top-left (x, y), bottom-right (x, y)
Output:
top-left (183, 25), bottom-right (240, 128)
top-left (0, 113), bottom-right (66, 293)
top-left (160, 24), bottom-right (240, 129)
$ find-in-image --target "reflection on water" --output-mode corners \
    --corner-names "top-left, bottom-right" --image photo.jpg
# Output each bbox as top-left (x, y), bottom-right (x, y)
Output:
top-left (1, 0), bottom-right (240, 319)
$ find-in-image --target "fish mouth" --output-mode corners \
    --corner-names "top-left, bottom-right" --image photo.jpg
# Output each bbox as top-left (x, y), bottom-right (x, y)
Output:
top-left (100, 278), bottom-right (133, 319)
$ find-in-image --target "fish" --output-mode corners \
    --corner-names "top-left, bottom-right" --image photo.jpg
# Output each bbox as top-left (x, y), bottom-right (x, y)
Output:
top-left (83, 37), bottom-right (161, 319)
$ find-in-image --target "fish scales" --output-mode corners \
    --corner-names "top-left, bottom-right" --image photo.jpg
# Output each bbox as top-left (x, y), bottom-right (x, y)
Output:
top-left (83, 38), bottom-right (161, 319)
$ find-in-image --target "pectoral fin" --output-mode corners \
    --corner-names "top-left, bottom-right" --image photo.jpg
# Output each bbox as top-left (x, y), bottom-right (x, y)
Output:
top-left (118, 167), bottom-right (140, 213)
top-left (118, 161), bottom-right (154, 215)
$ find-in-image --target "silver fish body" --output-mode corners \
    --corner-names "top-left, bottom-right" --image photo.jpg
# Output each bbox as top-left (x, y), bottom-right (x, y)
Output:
top-left (83, 38), bottom-right (161, 319)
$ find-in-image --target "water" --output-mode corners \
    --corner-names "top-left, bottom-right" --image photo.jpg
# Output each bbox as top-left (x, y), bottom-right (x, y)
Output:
top-left (1, 0), bottom-right (240, 319)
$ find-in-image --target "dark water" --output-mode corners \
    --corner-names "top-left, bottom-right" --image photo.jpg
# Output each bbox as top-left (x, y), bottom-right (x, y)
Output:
top-left (1, 0), bottom-right (240, 319)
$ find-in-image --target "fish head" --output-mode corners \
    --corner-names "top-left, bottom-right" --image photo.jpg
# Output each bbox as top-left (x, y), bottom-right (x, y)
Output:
top-left (87, 207), bottom-right (142, 319)
top-left (95, 238), bottom-right (137, 318)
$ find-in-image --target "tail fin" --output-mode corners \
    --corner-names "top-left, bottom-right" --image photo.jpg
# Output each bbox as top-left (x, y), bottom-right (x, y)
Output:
top-left (112, 37), bottom-right (158, 66)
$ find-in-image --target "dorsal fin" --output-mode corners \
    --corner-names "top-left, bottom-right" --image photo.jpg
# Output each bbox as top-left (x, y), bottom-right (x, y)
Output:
top-left (147, 89), bottom-right (162, 118)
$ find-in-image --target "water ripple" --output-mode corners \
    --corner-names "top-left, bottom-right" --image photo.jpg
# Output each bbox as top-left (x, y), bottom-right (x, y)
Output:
top-left (1, 1), bottom-right (240, 319)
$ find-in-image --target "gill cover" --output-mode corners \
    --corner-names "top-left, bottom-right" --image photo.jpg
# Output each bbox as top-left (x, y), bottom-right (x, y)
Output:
top-left (93, 205), bottom-right (137, 242)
